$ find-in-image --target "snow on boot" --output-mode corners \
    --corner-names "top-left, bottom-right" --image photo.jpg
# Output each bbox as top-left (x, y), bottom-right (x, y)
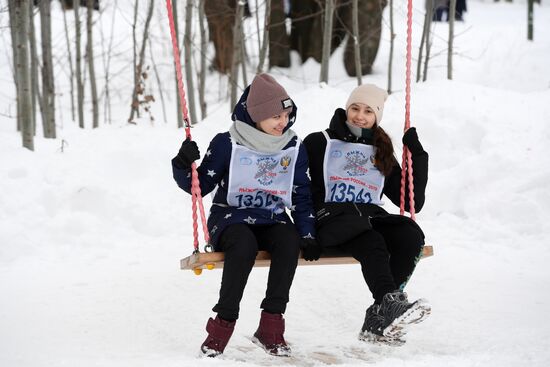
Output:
top-left (359, 303), bottom-right (406, 346)
top-left (252, 311), bottom-right (291, 357)
top-left (379, 291), bottom-right (431, 339)
top-left (200, 316), bottom-right (235, 357)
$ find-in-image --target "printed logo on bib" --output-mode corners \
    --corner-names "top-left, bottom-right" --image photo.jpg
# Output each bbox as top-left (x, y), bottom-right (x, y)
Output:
top-left (280, 156), bottom-right (291, 170)
top-left (343, 150), bottom-right (371, 176)
top-left (255, 157), bottom-right (279, 185)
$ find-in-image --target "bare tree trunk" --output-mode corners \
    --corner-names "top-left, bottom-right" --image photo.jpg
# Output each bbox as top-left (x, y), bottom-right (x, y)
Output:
top-left (8, 0), bottom-right (21, 131)
top-left (256, 0), bottom-right (270, 74)
top-left (422, 18), bottom-right (433, 82)
top-left (448, 0), bottom-right (456, 80)
top-left (184, 0), bottom-right (198, 124)
top-left (352, 0), bottom-right (362, 86)
top-left (240, 20), bottom-right (248, 87)
top-left (62, 9), bottom-right (75, 122)
top-left (129, 0), bottom-right (140, 121)
top-left (40, 0), bottom-right (56, 138)
top-left (128, 0), bottom-right (155, 123)
top-left (12, 0), bottom-right (34, 150)
top-left (528, 0), bottom-right (534, 41)
top-left (75, 2), bottom-right (85, 128)
top-left (86, 0), bottom-right (99, 128)
top-left (29, 1), bottom-right (38, 135)
top-left (230, 2), bottom-right (245, 109)
top-left (148, 38), bottom-right (168, 123)
top-left (198, 0), bottom-right (207, 119)
top-left (99, 0), bottom-right (117, 125)
top-left (320, 0), bottom-right (334, 84)
top-left (387, 0), bottom-right (394, 93)
top-left (172, 0), bottom-right (183, 128)
top-left (417, 0), bottom-right (432, 83)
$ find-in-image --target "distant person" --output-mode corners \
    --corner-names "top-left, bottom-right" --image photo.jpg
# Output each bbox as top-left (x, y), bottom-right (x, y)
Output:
top-left (433, 0), bottom-right (467, 21)
top-left (172, 74), bottom-right (317, 357)
top-left (303, 84), bottom-right (431, 345)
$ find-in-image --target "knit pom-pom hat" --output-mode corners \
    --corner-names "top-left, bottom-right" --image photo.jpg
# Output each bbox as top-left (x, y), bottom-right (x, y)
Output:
top-left (246, 74), bottom-right (293, 123)
top-left (345, 84), bottom-right (388, 124)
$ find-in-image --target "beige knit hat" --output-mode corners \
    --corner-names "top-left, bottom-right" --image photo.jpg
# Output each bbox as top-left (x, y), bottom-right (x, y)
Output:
top-left (345, 84), bottom-right (388, 124)
top-left (246, 74), bottom-right (293, 123)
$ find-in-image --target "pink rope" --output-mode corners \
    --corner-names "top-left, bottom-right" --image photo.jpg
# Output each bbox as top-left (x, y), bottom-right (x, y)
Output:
top-left (399, 0), bottom-right (416, 221)
top-left (165, 0), bottom-right (210, 250)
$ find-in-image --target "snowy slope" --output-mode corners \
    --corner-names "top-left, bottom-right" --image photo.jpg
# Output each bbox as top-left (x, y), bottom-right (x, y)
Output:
top-left (1, 1), bottom-right (550, 366)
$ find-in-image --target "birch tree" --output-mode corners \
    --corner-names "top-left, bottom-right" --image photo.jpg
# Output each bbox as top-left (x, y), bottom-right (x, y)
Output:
top-left (87, 0), bottom-right (99, 128)
top-left (29, 1), bottom-right (38, 134)
top-left (75, 2), bottom-right (85, 128)
top-left (230, 1), bottom-right (245, 109)
top-left (11, 0), bottom-right (34, 150)
top-left (184, 0), bottom-right (198, 124)
top-left (448, 0), bottom-right (456, 80)
top-left (8, 0), bottom-right (20, 131)
top-left (352, 0), bottom-right (362, 86)
top-left (256, 0), bottom-right (270, 74)
top-left (40, 0), bottom-right (56, 137)
top-left (528, 0), bottom-right (534, 41)
top-left (320, 0), bottom-right (334, 84)
top-left (62, 8), bottom-right (75, 121)
top-left (172, 0), bottom-right (183, 128)
top-left (128, 0), bottom-right (155, 123)
top-left (198, 0), bottom-right (207, 119)
top-left (387, 0), bottom-right (394, 93)
top-left (417, 0), bottom-right (433, 82)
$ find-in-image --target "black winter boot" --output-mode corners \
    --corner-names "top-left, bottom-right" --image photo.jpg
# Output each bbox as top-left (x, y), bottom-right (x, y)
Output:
top-left (379, 291), bottom-right (431, 338)
top-left (359, 303), bottom-right (406, 346)
top-left (252, 311), bottom-right (291, 357)
top-left (200, 316), bottom-right (236, 357)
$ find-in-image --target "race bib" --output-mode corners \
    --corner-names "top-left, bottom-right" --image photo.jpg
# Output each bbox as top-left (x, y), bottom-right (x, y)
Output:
top-left (322, 132), bottom-right (385, 205)
top-left (227, 143), bottom-right (299, 214)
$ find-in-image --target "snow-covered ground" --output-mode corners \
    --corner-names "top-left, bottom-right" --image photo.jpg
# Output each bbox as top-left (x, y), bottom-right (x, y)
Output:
top-left (1, 1), bottom-right (550, 366)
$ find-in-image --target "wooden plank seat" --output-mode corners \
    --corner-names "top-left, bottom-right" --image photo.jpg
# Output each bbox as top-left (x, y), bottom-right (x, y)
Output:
top-left (181, 245), bottom-right (433, 274)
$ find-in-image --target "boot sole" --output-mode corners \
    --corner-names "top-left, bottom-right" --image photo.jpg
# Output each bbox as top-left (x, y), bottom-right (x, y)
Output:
top-left (383, 299), bottom-right (431, 339)
top-left (251, 336), bottom-right (292, 357)
top-left (358, 331), bottom-right (406, 347)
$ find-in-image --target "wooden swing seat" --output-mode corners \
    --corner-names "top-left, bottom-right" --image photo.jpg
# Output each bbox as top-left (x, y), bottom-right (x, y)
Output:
top-left (181, 245), bottom-right (433, 273)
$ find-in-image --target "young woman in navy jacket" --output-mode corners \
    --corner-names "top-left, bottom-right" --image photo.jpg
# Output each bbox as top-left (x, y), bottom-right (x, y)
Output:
top-left (172, 74), bottom-right (318, 357)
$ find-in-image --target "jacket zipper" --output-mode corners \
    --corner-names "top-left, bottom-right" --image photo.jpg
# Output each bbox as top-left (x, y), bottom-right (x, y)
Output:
top-left (352, 202), bottom-right (362, 216)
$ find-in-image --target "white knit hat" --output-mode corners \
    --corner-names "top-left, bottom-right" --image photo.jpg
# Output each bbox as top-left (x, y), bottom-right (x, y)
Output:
top-left (345, 84), bottom-right (388, 124)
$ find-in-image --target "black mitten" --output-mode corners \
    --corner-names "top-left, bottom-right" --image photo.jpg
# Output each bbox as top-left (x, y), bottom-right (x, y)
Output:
top-left (301, 238), bottom-right (323, 261)
top-left (173, 138), bottom-right (200, 169)
top-left (402, 127), bottom-right (425, 155)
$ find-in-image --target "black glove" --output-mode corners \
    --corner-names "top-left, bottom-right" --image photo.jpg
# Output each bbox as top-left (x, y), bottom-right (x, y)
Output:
top-left (402, 127), bottom-right (425, 155)
top-left (301, 238), bottom-right (323, 261)
top-left (173, 138), bottom-right (200, 169)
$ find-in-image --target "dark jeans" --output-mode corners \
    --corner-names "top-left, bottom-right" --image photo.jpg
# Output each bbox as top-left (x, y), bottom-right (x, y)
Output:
top-left (212, 223), bottom-right (301, 321)
top-left (338, 221), bottom-right (424, 304)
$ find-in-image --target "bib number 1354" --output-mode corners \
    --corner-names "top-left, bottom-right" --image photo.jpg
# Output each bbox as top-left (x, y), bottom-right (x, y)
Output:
top-left (329, 182), bottom-right (372, 203)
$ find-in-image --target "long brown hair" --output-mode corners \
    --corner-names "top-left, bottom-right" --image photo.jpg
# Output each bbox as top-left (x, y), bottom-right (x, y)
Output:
top-left (373, 125), bottom-right (396, 176)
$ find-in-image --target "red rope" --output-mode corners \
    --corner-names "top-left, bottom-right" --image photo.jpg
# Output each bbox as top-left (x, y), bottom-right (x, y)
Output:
top-left (399, 0), bottom-right (416, 221)
top-left (165, 0), bottom-right (210, 250)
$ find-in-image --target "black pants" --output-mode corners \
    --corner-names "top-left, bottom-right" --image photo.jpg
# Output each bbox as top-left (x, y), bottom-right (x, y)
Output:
top-left (338, 221), bottom-right (424, 304)
top-left (212, 223), bottom-right (301, 321)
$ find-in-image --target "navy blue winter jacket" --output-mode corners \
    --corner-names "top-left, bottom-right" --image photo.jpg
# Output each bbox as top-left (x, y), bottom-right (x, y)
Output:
top-left (172, 87), bottom-right (316, 247)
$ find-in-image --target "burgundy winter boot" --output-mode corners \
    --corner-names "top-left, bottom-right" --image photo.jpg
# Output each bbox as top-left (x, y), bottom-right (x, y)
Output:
top-left (200, 316), bottom-right (236, 357)
top-left (252, 311), bottom-right (291, 357)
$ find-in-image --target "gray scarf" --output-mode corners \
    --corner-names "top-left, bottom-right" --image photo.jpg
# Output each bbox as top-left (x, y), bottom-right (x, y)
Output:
top-left (229, 120), bottom-right (296, 153)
